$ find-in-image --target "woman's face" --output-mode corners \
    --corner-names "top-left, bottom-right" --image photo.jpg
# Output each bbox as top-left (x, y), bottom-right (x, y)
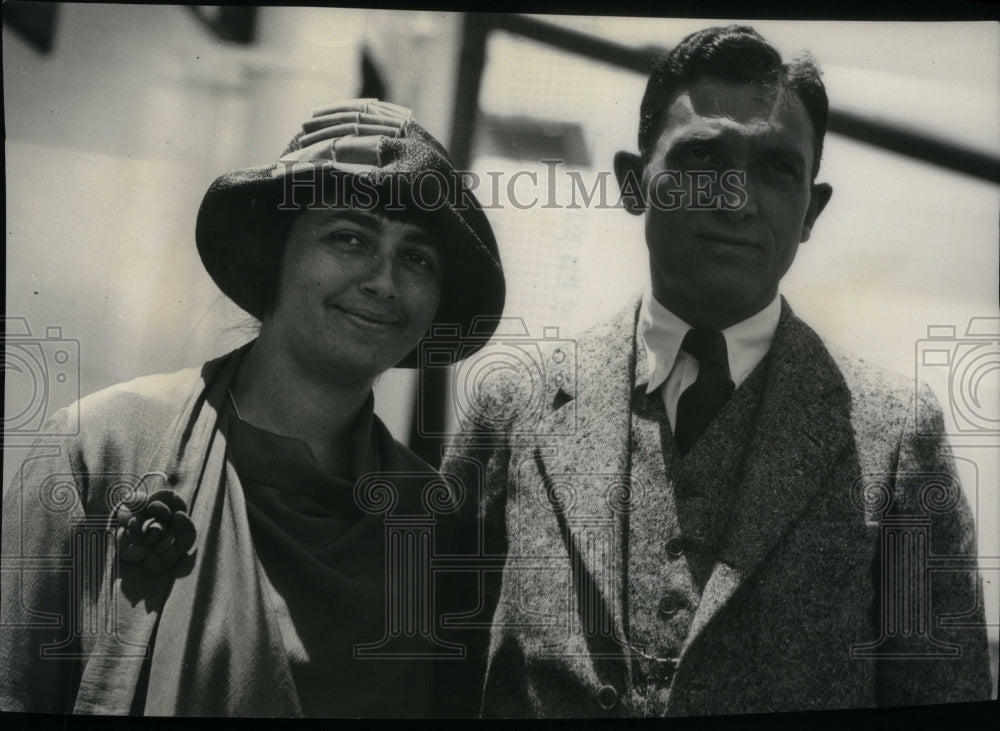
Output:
top-left (264, 207), bottom-right (443, 384)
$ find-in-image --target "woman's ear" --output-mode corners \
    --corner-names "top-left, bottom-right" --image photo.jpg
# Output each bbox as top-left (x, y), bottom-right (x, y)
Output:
top-left (614, 151), bottom-right (646, 216)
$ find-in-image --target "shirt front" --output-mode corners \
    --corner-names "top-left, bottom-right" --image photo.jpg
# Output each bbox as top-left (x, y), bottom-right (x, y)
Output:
top-left (638, 289), bottom-right (781, 430)
top-left (226, 394), bottom-right (433, 718)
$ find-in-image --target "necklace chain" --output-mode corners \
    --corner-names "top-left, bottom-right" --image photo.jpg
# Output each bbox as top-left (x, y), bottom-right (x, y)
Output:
top-left (228, 388), bottom-right (242, 420)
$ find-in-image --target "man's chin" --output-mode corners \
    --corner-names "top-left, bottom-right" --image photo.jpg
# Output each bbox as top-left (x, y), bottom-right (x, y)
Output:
top-left (655, 283), bottom-right (773, 325)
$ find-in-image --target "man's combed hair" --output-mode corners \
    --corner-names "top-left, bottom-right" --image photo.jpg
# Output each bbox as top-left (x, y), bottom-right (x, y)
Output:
top-left (638, 25), bottom-right (829, 179)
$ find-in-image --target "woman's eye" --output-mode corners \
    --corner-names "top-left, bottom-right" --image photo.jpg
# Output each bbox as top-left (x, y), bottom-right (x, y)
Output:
top-left (404, 250), bottom-right (436, 270)
top-left (327, 232), bottom-right (366, 248)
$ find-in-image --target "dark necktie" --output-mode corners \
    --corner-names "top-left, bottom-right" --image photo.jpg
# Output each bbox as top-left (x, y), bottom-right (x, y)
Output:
top-left (674, 329), bottom-right (735, 456)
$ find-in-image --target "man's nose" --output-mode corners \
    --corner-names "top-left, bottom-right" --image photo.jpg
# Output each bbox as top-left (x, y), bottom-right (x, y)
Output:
top-left (723, 171), bottom-right (758, 221)
top-left (359, 252), bottom-right (398, 300)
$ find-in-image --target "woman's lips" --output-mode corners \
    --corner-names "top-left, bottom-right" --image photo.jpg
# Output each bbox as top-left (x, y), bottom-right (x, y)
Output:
top-left (336, 306), bottom-right (400, 332)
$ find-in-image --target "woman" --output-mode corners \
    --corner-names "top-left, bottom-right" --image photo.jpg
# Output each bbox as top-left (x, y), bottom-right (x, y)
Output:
top-left (0, 99), bottom-right (504, 717)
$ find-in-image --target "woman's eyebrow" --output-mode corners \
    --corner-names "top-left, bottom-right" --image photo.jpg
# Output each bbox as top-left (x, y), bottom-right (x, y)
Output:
top-left (317, 208), bottom-right (441, 248)
top-left (317, 209), bottom-right (383, 231)
top-left (405, 229), bottom-right (439, 248)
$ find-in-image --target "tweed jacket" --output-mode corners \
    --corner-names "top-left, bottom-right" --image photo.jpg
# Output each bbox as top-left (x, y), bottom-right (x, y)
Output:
top-left (440, 296), bottom-right (992, 718)
top-left (0, 346), bottom-right (444, 716)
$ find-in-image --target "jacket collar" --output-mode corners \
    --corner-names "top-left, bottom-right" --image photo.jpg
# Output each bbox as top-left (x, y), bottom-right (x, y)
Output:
top-left (638, 290), bottom-right (781, 395)
top-left (74, 342), bottom-right (303, 716)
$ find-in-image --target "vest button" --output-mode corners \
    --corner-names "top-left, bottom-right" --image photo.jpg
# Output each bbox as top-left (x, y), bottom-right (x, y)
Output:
top-left (596, 684), bottom-right (618, 709)
top-left (665, 536), bottom-right (685, 557)
top-left (652, 658), bottom-right (678, 684)
top-left (658, 596), bottom-right (681, 617)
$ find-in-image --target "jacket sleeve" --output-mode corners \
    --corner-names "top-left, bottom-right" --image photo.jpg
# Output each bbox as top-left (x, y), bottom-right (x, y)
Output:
top-left (873, 383), bottom-right (993, 705)
top-left (1, 409), bottom-right (86, 713)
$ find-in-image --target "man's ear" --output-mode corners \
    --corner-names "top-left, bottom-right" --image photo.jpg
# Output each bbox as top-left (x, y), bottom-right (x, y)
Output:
top-left (614, 151), bottom-right (646, 216)
top-left (801, 182), bottom-right (832, 242)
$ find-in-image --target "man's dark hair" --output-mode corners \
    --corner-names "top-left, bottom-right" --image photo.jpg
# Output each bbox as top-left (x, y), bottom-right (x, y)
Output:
top-left (638, 25), bottom-right (829, 179)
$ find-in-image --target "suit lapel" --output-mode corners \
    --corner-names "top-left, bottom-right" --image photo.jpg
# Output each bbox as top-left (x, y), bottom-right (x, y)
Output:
top-left (680, 300), bottom-right (854, 657)
top-left (532, 299), bottom-right (642, 660)
top-left (539, 297), bottom-right (641, 490)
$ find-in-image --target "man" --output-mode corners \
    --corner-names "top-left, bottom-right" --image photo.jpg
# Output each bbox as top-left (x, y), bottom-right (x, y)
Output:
top-left (441, 26), bottom-right (991, 717)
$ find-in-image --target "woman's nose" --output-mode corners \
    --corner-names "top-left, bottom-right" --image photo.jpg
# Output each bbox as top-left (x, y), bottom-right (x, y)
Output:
top-left (359, 252), bottom-right (398, 300)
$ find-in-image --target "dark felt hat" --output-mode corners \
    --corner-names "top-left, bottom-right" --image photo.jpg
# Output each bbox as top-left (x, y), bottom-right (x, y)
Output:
top-left (195, 99), bottom-right (506, 367)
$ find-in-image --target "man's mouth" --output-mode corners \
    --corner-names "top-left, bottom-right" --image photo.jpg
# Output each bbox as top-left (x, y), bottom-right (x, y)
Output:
top-left (697, 233), bottom-right (759, 248)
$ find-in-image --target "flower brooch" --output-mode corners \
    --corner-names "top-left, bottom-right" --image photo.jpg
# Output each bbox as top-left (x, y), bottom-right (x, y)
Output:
top-left (115, 489), bottom-right (196, 573)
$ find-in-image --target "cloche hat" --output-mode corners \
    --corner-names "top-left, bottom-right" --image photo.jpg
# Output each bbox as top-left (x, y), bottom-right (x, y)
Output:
top-left (195, 99), bottom-right (505, 367)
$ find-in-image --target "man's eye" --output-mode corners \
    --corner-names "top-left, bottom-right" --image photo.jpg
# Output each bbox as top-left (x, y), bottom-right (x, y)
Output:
top-left (765, 160), bottom-right (798, 177)
top-left (681, 146), bottom-right (715, 166)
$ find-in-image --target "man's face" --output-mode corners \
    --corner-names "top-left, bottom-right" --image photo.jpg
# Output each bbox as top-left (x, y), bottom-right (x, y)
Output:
top-left (626, 77), bottom-right (830, 328)
top-left (265, 207), bottom-right (443, 383)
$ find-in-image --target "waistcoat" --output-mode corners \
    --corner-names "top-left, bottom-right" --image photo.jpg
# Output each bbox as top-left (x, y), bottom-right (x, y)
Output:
top-left (623, 346), bottom-right (771, 715)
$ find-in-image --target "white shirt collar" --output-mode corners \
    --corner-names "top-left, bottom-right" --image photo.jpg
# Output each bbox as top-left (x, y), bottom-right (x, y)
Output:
top-left (639, 289), bottom-right (781, 394)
